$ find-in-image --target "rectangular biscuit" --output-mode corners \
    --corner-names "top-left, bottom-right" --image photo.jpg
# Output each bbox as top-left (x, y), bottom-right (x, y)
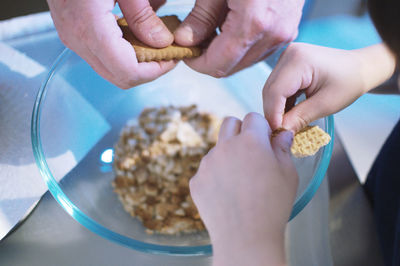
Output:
top-left (117, 16), bottom-right (202, 62)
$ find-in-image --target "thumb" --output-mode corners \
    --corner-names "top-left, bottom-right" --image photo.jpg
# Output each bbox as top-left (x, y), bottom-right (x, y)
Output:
top-left (174, 0), bottom-right (226, 46)
top-left (118, 0), bottom-right (173, 48)
top-left (282, 91), bottom-right (331, 133)
top-left (271, 130), bottom-right (299, 198)
top-left (271, 130), bottom-right (294, 163)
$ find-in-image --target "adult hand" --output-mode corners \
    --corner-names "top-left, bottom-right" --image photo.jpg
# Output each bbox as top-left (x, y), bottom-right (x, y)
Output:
top-left (174, 0), bottom-right (304, 77)
top-left (263, 43), bottom-right (396, 132)
top-left (190, 113), bottom-right (298, 266)
top-left (47, 0), bottom-right (176, 89)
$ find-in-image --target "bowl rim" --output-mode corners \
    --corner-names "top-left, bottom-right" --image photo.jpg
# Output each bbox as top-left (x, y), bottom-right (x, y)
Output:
top-left (31, 48), bottom-right (334, 256)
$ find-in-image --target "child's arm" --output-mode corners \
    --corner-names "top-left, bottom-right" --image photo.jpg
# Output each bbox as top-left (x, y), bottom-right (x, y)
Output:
top-left (263, 43), bottom-right (397, 132)
top-left (356, 44), bottom-right (397, 92)
top-left (369, 71), bottom-right (399, 94)
top-left (190, 113), bottom-right (298, 266)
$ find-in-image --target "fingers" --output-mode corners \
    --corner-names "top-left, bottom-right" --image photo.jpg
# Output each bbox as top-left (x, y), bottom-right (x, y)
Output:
top-left (183, 13), bottom-right (255, 77)
top-left (181, 1), bottom-right (300, 78)
top-left (174, 0), bottom-right (226, 46)
top-left (284, 93), bottom-right (300, 114)
top-left (131, 61), bottom-right (177, 85)
top-left (282, 91), bottom-right (331, 132)
top-left (218, 116), bottom-right (242, 141)
top-left (84, 13), bottom-right (177, 88)
top-left (241, 112), bottom-right (271, 137)
top-left (262, 51), bottom-right (313, 130)
top-left (262, 81), bottom-right (294, 131)
top-left (118, 0), bottom-right (173, 47)
top-left (50, 0), bottom-right (176, 89)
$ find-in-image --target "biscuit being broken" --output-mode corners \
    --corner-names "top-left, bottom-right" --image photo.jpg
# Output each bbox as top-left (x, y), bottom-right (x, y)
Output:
top-left (117, 16), bottom-right (202, 62)
top-left (272, 126), bottom-right (331, 158)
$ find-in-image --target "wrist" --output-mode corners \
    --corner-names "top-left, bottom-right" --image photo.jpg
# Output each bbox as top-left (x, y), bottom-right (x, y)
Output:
top-left (353, 44), bottom-right (397, 93)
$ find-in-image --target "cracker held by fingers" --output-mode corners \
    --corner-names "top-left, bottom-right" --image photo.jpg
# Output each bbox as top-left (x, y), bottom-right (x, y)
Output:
top-left (291, 125), bottom-right (331, 158)
top-left (117, 16), bottom-right (202, 62)
top-left (272, 125), bottom-right (331, 158)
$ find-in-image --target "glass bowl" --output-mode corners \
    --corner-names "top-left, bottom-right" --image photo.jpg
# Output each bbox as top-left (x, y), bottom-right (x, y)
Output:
top-left (31, 1), bottom-right (334, 256)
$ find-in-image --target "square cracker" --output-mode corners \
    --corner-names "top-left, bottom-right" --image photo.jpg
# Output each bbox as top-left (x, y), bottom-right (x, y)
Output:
top-left (290, 125), bottom-right (331, 158)
top-left (272, 125), bottom-right (331, 158)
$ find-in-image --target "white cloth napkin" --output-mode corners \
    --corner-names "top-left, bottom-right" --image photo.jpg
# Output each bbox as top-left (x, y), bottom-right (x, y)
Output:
top-left (0, 13), bottom-right (110, 240)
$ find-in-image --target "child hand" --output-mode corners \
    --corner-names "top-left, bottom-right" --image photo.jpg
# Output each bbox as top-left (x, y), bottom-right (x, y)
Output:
top-left (190, 113), bottom-right (298, 266)
top-left (263, 43), bottom-right (396, 132)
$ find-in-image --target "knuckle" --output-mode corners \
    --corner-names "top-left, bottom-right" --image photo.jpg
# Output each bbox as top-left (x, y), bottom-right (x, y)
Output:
top-left (115, 76), bottom-right (140, 90)
top-left (190, 3), bottom-right (219, 28)
top-left (293, 111), bottom-right (310, 131)
top-left (211, 69), bottom-right (229, 78)
top-left (126, 5), bottom-right (154, 26)
top-left (116, 67), bottom-right (151, 89)
top-left (124, 79), bottom-right (141, 89)
top-left (285, 43), bottom-right (308, 61)
top-left (244, 112), bottom-right (261, 123)
top-left (274, 29), bottom-right (293, 45)
top-left (118, 83), bottom-right (132, 90)
top-left (250, 14), bottom-right (270, 35)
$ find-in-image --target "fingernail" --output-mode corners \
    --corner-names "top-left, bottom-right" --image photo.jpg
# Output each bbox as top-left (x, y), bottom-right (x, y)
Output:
top-left (279, 130), bottom-right (294, 151)
top-left (150, 25), bottom-right (171, 42)
top-left (176, 25), bottom-right (194, 43)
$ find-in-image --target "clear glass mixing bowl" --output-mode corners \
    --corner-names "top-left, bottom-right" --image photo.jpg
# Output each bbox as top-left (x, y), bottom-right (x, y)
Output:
top-left (31, 0), bottom-right (334, 256)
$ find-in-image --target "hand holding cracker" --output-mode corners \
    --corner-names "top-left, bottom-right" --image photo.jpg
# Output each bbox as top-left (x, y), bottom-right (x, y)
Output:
top-left (191, 113), bottom-right (297, 266)
top-left (118, 16), bottom-right (202, 62)
top-left (173, 0), bottom-right (304, 77)
top-left (47, 0), bottom-right (177, 89)
top-left (263, 43), bottom-right (396, 132)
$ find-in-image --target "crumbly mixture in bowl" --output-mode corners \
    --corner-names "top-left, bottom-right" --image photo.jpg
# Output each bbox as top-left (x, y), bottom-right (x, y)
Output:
top-left (112, 105), bottom-right (221, 235)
